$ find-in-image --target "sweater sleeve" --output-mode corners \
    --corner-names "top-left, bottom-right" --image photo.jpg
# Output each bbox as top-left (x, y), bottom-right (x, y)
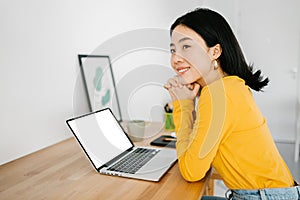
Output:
top-left (173, 83), bottom-right (227, 182)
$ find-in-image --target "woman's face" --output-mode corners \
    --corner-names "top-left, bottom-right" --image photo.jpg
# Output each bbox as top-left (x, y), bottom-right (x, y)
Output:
top-left (170, 25), bottom-right (213, 84)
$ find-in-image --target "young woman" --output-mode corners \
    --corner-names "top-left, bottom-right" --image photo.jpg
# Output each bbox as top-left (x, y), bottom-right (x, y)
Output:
top-left (164, 8), bottom-right (299, 199)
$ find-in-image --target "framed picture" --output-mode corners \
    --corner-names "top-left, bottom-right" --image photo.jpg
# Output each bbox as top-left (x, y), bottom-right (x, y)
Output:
top-left (78, 54), bottom-right (122, 121)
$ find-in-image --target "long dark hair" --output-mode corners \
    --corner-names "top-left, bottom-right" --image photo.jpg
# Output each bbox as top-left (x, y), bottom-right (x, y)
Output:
top-left (170, 8), bottom-right (269, 91)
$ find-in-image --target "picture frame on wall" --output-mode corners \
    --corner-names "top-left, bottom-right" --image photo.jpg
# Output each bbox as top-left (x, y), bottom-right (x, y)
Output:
top-left (78, 54), bottom-right (122, 121)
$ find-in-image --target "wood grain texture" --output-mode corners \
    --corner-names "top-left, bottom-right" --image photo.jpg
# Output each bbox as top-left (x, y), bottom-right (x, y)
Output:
top-left (0, 122), bottom-right (211, 200)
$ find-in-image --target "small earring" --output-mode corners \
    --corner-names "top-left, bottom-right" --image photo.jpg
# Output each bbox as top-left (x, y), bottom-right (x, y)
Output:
top-left (213, 60), bottom-right (218, 70)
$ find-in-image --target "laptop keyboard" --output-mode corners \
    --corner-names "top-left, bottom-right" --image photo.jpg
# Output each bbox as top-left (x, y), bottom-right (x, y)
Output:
top-left (108, 148), bottom-right (160, 174)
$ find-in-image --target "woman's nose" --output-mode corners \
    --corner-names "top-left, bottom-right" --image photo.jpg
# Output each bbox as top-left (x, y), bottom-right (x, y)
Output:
top-left (172, 53), bottom-right (184, 63)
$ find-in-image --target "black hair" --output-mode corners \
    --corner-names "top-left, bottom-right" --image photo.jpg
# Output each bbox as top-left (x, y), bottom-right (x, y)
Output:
top-left (170, 8), bottom-right (269, 91)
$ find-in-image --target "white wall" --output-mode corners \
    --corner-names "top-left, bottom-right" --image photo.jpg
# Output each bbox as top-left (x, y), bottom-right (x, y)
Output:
top-left (237, 0), bottom-right (300, 141)
top-left (0, 0), bottom-right (203, 165)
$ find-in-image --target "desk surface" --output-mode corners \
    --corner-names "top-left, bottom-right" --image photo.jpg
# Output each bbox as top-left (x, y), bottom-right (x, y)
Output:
top-left (0, 122), bottom-right (210, 200)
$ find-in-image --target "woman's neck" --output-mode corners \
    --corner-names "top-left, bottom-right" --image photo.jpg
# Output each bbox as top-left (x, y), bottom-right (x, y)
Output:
top-left (197, 68), bottom-right (227, 87)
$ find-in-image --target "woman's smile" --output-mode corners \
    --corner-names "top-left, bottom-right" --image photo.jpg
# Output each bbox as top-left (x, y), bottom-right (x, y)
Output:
top-left (176, 66), bottom-right (191, 74)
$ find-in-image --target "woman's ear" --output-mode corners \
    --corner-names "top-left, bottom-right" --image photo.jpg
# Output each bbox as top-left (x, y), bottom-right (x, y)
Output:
top-left (209, 44), bottom-right (222, 60)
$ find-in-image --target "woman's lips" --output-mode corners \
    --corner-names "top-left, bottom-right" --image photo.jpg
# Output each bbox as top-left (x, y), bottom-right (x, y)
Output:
top-left (177, 67), bottom-right (190, 74)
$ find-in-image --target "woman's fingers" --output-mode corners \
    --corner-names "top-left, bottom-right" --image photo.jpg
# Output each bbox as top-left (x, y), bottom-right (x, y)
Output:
top-left (175, 75), bottom-right (188, 85)
top-left (163, 83), bottom-right (171, 89)
top-left (165, 77), bottom-right (184, 88)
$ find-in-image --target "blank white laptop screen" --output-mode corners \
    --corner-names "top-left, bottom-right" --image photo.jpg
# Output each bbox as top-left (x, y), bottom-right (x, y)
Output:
top-left (68, 109), bottom-right (132, 168)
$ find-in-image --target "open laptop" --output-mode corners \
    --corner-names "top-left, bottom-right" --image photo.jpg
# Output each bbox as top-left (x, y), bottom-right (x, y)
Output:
top-left (66, 108), bottom-right (177, 182)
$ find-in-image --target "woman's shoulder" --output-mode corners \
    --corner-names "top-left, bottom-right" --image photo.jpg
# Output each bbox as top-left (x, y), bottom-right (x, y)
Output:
top-left (201, 75), bottom-right (251, 100)
top-left (202, 75), bottom-right (246, 92)
top-left (223, 75), bottom-right (245, 86)
top-left (222, 75), bottom-right (250, 93)
top-left (222, 76), bottom-right (254, 104)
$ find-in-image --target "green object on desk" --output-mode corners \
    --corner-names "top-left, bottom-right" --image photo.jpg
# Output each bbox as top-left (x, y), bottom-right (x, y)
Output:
top-left (164, 112), bottom-right (175, 131)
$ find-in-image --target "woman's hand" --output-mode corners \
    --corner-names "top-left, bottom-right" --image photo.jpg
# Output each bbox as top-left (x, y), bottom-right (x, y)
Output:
top-left (164, 76), bottom-right (200, 101)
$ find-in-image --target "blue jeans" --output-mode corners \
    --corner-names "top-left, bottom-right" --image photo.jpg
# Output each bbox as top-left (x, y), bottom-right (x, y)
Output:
top-left (229, 186), bottom-right (300, 200)
top-left (201, 186), bottom-right (300, 200)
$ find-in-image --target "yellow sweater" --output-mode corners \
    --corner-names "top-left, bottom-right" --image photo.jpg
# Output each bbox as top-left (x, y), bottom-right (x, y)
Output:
top-left (172, 76), bottom-right (294, 189)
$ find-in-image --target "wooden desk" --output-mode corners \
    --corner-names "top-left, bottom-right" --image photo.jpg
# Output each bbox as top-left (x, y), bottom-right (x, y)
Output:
top-left (0, 122), bottom-right (211, 199)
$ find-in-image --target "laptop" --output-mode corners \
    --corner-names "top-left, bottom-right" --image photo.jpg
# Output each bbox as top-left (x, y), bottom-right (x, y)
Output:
top-left (66, 108), bottom-right (177, 182)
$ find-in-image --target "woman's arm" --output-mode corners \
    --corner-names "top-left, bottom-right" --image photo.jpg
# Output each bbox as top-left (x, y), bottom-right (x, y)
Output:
top-left (173, 82), bottom-right (227, 182)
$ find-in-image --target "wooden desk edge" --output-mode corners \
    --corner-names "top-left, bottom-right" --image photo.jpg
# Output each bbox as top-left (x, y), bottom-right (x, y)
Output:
top-left (0, 125), bottom-right (214, 200)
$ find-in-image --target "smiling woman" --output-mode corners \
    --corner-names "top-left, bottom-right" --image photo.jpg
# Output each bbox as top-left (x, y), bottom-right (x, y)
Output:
top-left (164, 8), bottom-right (298, 200)
top-left (169, 24), bottom-right (224, 87)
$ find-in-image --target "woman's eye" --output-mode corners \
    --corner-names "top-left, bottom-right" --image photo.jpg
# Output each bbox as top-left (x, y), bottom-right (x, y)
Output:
top-left (183, 45), bottom-right (190, 50)
top-left (170, 49), bottom-right (176, 53)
